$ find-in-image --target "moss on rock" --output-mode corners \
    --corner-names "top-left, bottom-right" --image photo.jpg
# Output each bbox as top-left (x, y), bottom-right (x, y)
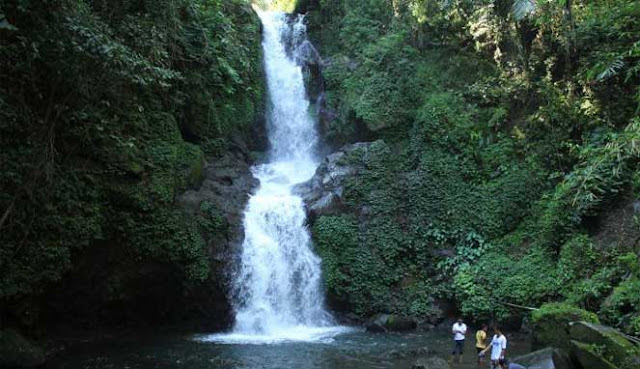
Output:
top-left (531, 303), bottom-right (600, 350)
top-left (571, 340), bottom-right (617, 369)
top-left (570, 321), bottom-right (639, 366)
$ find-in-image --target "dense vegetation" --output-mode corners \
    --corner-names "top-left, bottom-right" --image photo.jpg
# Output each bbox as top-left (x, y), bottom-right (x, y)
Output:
top-left (2, 0), bottom-right (640, 347)
top-left (0, 0), bottom-right (264, 330)
top-left (298, 0), bottom-right (640, 334)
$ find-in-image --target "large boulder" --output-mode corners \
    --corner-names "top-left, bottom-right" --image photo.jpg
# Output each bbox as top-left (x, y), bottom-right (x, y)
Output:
top-left (512, 347), bottom-right (574, 369)
top-left (0, 330), bottom-right (46, 368)
top-left (531, 303), bottom-right (599, 351)
top-left (569, 321), bottom-right (639, 367)
top-left (365, 313), bottom-right (417, 332)
top-left (570, 340), bottom-right (617, 369)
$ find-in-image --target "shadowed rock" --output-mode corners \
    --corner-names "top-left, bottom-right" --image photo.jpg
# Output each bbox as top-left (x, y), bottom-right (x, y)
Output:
top-left (512, 347), bottom-right (574, 369)
top-left (365, 313), bottom-right (417, 332)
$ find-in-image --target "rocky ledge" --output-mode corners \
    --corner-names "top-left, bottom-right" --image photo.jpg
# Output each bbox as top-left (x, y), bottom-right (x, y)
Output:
top-left (294, 141), bottom-right (378, 222)
top-left (176, 145), bottom-right (259, 328)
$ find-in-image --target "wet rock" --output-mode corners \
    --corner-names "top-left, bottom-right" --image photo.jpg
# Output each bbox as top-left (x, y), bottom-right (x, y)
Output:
top-left (411, 357), bottom-right (449, 369)
top-left (178, 150), bottom-right (258, 257)
top-left (294, 141), bottom-right (378, 222)
top-left (365, 314), bottom-right (417, 332)
top-left (569, 321), bottom-right (639, 367)
top-left (512, 347), bottom-right (573, 369)
top-left (0, 330), bottom-right (46, 368)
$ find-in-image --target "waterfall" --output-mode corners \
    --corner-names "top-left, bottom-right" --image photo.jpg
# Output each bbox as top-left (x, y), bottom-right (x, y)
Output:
top-left (200, 11), bottom-right (348, 344)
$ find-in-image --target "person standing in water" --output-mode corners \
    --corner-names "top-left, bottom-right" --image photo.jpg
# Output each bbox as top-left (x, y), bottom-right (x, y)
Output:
top-left (480, 326), bottom-right (507, 369)
top-left (476, 324), bottom-right (489, 366)
top-left (451, 317), bottom-right (467, 364)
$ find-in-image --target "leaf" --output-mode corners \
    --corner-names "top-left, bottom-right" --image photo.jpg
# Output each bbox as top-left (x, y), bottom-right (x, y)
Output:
top-left (512, 0), bottom-right (537, 21)
top-left (597, 58), bottom-right (625, 81)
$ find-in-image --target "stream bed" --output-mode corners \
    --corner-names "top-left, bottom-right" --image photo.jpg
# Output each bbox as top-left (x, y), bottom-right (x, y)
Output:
top-left (45, 329), bottom-right (532, 369)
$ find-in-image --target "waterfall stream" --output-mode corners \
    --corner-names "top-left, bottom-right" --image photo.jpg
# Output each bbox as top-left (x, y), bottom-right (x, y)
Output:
top-left (201, 11), bottom-right (348, 344)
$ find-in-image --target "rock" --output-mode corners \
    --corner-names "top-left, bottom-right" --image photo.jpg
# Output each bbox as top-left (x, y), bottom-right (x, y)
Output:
top-left (531, 303), bottom-right (599, 351)
top-left (570, 340), bottom-right (617, 369)
top-left (0, 330), bottom-right (46, 368)
top-left (365, 313), bottom-right (417, 332)
top-left (176, 149), bottom-right (259, 327)
top-left (512, 347), bottom-right (573, 369)
top-left (294, 141), bottom-right (379, 222)
top-left (569, 321), bottom-right (639, 366)
top-left (177, 150), bottom-right (258, 257)
top-left (411, 357), bottom-right (449, 369)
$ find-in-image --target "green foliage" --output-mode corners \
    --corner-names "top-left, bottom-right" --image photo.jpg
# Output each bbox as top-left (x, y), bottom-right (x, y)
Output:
top-left (313, 214), bottom-right (387, 315)
top-left (532, 302), bottom-right (600, 325)
top-left (341, 31), bottom-right (422, 132)
top-left (600, 277), bottom-right (640, 333)
top-left (304, 0), bottom-right (640, 329)
top-left (557, 234), bottom-right (598, 286)
top-left (0, 0), bottom-right (264, 324)
top-left (455, 246), bottom-right (561, 320)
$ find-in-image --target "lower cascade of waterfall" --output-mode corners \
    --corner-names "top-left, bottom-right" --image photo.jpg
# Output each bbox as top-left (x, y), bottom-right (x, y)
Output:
top-left (198, 11), bottom-right (350, 344)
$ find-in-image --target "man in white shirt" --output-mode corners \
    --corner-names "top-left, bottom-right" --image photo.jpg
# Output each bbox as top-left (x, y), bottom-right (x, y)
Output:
top-left (480, 326), bottom-right (507, 369)
top-left (451, 317), bottom-right (467, 363)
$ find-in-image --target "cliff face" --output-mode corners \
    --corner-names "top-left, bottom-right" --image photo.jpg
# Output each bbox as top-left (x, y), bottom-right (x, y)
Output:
top-left (0, 0), bottom-right (266, 332)
top-left (294, 0), bottom-right (640, 333)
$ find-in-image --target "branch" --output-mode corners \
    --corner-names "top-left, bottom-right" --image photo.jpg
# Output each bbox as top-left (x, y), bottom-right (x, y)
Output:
top-left (0, 201), bottom-right (15, 230)
top-left (499, 301), bottom-right (540, 311)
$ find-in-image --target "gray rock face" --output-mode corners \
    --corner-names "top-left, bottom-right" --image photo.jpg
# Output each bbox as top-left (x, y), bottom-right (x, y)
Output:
top-left (294, 142), bottom-right (375, 221)
top-left (178, 150), bottom-right (258, 260)
top-left (176, 149), bottom-right (259, 327)
top-left (512, 347), bottom-right (574, 369)
top-left (569, 321), bottom-right (639, 368)
top-left (365, 313), bottom-right (418, 332)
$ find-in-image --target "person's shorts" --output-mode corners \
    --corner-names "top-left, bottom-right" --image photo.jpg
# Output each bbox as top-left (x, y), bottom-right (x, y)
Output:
top-left (477, 347), bottom-right (485, 356)
top-left (452, 340), bottom-right (464, 355)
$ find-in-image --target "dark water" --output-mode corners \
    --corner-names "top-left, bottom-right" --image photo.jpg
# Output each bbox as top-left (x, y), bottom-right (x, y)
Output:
top-left (45, 329), bottom-right (531, 369)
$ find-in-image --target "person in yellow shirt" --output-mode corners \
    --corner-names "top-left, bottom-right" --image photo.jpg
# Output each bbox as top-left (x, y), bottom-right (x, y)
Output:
top-left (476, 324), bottom-right (489, 366)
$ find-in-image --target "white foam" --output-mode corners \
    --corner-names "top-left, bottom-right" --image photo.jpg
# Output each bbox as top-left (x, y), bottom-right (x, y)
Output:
top-left (222, 11), bottom-right (343, 342)
top-left (196, 326), bottom-right (355, 345)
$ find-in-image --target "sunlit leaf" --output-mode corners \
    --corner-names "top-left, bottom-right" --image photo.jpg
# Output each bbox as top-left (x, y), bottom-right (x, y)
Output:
top-left (512, 0), bottom-right (537, 21)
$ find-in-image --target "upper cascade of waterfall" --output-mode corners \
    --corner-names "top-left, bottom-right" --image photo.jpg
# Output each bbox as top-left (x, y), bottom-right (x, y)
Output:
top-left (261, 11), bottom-right (318, 176)
top-left (199, 11), bottom-right (350, 344)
